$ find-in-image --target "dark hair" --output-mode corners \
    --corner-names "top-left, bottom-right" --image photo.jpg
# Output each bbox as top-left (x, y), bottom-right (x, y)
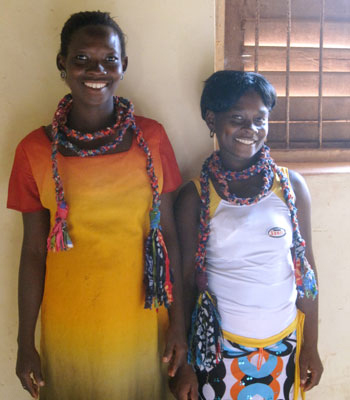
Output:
top-left (200, 70), bottom-right (276, 119)
top-left (59, 11), bottom-right (126, 58)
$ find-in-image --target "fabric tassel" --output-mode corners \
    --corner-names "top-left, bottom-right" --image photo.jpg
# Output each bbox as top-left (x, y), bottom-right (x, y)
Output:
top-left (47, 201), bottom-right (73, 252)
top-left (294, 243), bottom-right (318, 299)
top-left (144, 207), bottom-right (173, 309)
top-left (188, 290), bottom-right (223, 372)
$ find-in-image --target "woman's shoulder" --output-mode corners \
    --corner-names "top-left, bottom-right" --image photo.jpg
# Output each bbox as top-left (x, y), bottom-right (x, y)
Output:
top-left (135, 115), bottom-right (161, 127)
top-left (287, 169), bottom-right (308, 195)
top-left (18, 126), bottom-right (50, 150)
top-left (175, 181), bottom-right (201, 217)
top-left (135, 115), bottom-right (165, 139)
top-left (287, 169), bottom-right (311, 206)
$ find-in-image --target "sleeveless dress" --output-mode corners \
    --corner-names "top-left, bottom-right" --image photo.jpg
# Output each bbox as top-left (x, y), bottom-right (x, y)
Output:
top-left (8, 117), bottom-right (181, 400)
top-left (193, 170), bottom-right (305, 400)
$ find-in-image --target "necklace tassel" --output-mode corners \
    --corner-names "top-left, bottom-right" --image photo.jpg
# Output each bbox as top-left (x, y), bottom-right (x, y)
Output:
top-left (47, 201), bottom-right (73, 252)
top-left (294, 244), bottom-right (318, 299)
top-left (188, 290), bottom-right (223, 372)
top-left (144, 207), bottom-right (173, 309)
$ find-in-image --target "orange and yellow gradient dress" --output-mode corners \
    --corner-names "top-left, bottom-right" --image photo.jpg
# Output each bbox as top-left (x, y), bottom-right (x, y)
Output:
top-left (8, 117), bottom-right (182, 399)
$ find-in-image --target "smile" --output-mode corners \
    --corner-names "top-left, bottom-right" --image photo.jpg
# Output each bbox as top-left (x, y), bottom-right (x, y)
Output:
top-left (235, 138), bottom-right (256, 145)
top-left (83, 82), bottom-right (108, 89)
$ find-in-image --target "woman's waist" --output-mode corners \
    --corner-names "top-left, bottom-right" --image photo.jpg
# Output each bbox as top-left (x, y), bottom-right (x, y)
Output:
top-left (220, 302), bottom-right (298, 341)
top-left (222, 309), bottom-right (303, 347)
top-left (209, 277), bottom-right (297, 331)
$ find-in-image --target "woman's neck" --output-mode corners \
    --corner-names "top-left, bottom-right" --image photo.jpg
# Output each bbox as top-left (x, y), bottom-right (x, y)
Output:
top-left (67, 98), bottom-right (115, 133)
top-left (219, 150), bottom-right (260, 172)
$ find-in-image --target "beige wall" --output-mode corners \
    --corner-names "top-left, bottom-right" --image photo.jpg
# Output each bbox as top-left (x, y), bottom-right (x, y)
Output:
top-left (1, 1), bottom-right (349, 399)
top-left (304, 173), bottom-right (350, 399)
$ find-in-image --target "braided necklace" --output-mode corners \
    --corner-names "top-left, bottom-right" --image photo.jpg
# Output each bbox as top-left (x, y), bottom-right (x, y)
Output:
top-left (47, 94), bottom-right (173, 310)
top-left (189, 145), bottom-right (318, 372)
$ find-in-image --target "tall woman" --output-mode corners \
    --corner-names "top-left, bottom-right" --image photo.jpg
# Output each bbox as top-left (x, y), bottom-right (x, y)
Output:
top-left (174, 71), bottom-right (323, 400)
top-left (8, 11), bottom-right (186, 400)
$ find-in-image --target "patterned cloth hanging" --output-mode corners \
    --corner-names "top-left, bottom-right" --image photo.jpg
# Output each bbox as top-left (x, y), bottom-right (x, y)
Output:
top-left (189, 145), bottom-right (318, 372)
top-left (47, 94), bottom-right (173, 310)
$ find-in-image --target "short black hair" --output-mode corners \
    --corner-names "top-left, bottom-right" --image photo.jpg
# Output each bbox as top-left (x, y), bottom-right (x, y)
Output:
top-left (200, 70), bottom-right (276, 119)
top-left (59, 11), bottom-right (126, 58)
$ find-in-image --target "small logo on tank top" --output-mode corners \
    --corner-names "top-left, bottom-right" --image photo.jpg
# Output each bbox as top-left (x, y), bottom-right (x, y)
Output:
top-left (268, 227), bottom-right (286, 238)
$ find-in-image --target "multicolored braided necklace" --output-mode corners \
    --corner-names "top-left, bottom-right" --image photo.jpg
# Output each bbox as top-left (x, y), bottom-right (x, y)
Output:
top-left (189, 145), bottom-right (318, 371)
top-left (47, 93), bottom-right (173, 310)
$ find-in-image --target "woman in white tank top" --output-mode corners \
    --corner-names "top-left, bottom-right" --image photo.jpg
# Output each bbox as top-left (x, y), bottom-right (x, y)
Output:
top-left (171, 71), bottom-right (323, 400)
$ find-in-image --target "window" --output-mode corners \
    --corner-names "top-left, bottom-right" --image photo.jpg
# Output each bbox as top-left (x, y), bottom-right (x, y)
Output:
top-left (216, 0), bottom-right (350, 161)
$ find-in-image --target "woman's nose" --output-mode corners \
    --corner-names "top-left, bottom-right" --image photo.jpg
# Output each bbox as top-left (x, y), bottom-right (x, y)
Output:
top-left (242, 119), bottom-right (258, 133)
top-left (87, 60), bottom-right (107, 74)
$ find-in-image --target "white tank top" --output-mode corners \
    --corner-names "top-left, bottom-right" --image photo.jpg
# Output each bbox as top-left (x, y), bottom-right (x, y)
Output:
top-left (194, 168), bottom-right (297, 339)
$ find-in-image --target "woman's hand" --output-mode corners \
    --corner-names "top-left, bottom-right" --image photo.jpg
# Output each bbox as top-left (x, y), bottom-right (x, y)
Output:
top-left (169, 363), bottom-right (198, 400)
top-left (163, 324), bottom-right (187, 377)
top-left (299, 344), bottom-right (323, 391)
top-left (16, 346), bottom-right (45, 398)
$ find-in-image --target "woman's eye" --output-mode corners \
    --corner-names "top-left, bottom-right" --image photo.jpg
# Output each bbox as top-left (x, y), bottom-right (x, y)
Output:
top-left (75, 55), bottom-right (88, 61)
top-left (231, 115), bottom-right (244, 123)
top-left (106, 56), bottom-right (118, 62)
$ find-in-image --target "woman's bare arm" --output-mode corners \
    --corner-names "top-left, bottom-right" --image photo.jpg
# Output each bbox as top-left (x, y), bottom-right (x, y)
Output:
top-left (168, 182), bottom-right (201, 400)
top-left (174, 182), bottom-right (201, 332)
top-left (289, 170), bottom-right (323, 391)
top-left (160, 192), bottom-right (187, 377)
top-left (16, 209), bottom-right (50, 398)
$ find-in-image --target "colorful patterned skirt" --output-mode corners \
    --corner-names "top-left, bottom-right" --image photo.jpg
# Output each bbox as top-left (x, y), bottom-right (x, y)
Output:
top-left (196, 311), bottom-right (305, 400)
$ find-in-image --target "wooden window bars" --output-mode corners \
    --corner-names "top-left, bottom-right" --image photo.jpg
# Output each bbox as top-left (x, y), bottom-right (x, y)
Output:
top-left (216, 0), bottom-right (350, 160)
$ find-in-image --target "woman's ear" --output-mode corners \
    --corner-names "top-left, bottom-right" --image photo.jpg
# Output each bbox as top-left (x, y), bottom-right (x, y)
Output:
top-left (205, 110), bottom-right (215, 132)
top-left (122, 56), bottom-right (128, 73)
top-left (56, 54), bottom-right (66, 72)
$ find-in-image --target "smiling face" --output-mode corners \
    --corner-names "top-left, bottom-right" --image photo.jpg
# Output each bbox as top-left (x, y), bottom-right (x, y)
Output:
top-left (206, 90), bottom-right (269, 170)
top-left (57, 25), bottom-right (128, 108)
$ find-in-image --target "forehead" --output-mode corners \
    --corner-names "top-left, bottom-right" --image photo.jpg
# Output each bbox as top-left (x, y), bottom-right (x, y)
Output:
top-left (230, 90), bottom-right (268, 113)
top-left (67, 25), bottom-right (121, 52)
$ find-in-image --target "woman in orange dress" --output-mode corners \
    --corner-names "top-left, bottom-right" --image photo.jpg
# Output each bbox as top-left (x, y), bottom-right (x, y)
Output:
top-left (8, 11), bottom-right (186, 400)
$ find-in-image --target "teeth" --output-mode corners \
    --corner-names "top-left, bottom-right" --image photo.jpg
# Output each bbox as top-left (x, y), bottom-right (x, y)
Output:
top-left (236, 138), bottom-right (255, 145)
top-left (84, 82), bottom-right (107, 89)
